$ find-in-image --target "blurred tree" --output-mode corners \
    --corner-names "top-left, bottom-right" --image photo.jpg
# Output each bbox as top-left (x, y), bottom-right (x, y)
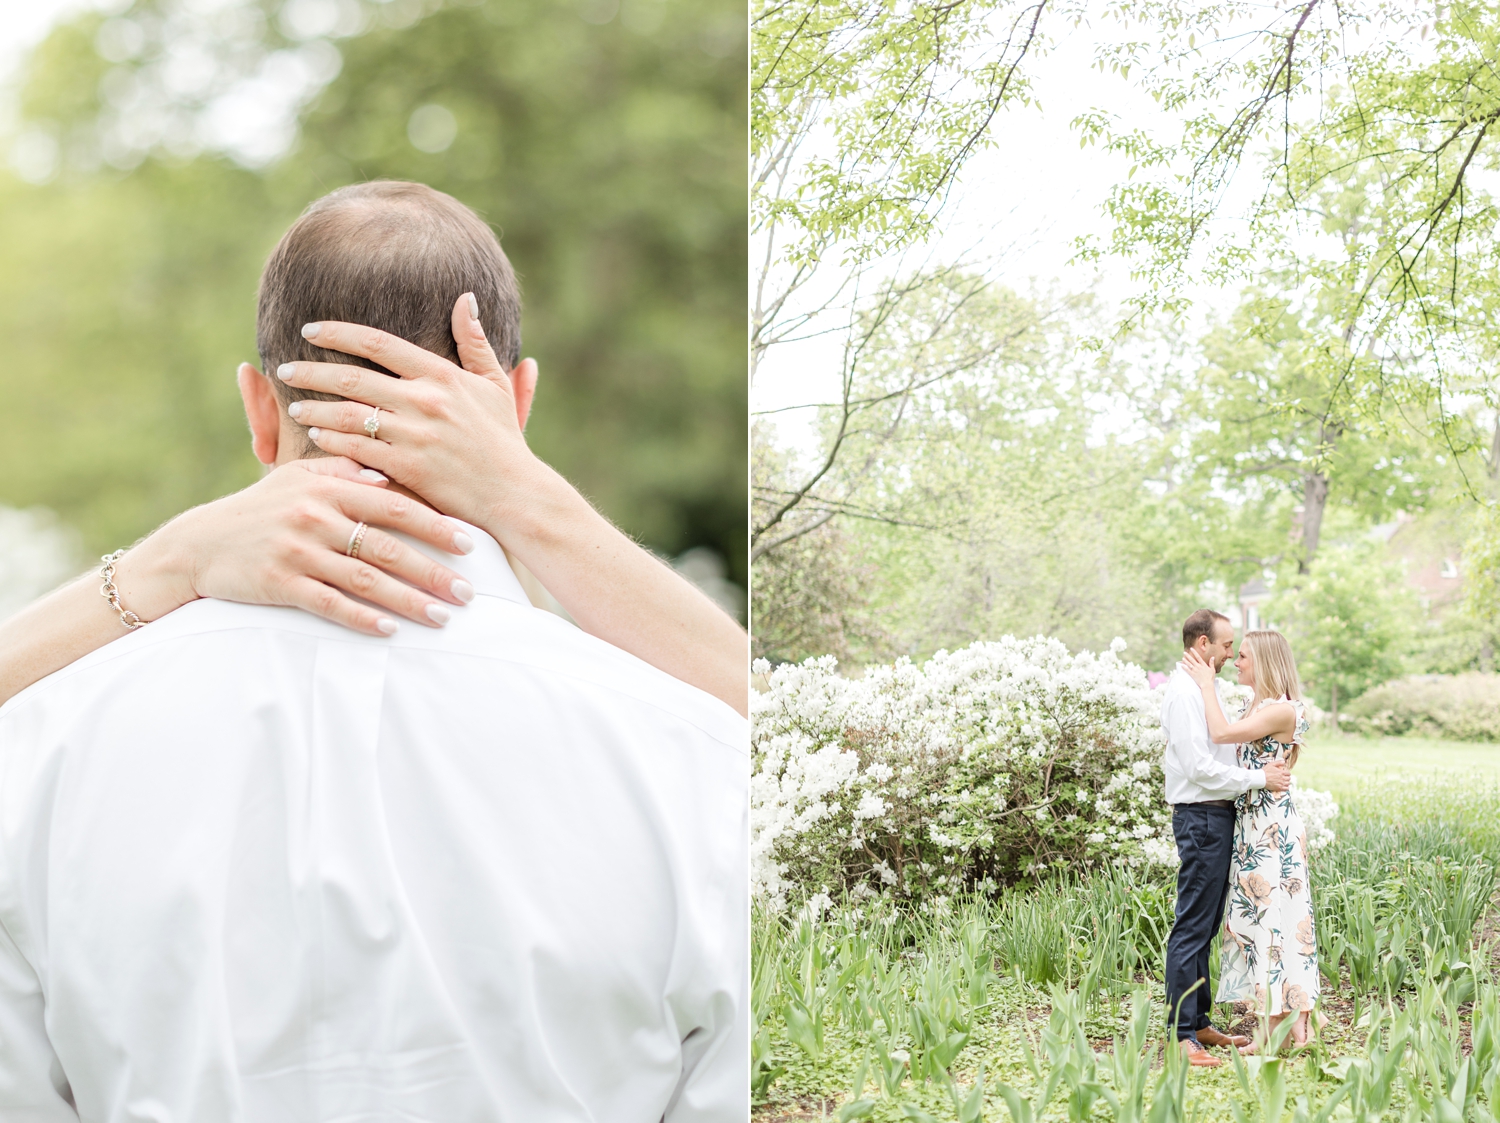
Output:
top-left (1271, 543), bottom-right (1414, 725)
top-left (0, 163), bottom-right (278, 553)
top-left (0, 0), bottom-right (746, 597)
top-left (1189, 293), bottom-right (1433, 571)
top-left (748, 515), bottom-right (887, 666)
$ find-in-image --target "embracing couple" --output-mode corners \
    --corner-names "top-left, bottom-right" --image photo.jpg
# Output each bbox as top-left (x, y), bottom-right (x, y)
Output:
top-left (0, 182), bottom-right (747, 1119)
top-left (1161, 608), bottom-right (1318, 1067)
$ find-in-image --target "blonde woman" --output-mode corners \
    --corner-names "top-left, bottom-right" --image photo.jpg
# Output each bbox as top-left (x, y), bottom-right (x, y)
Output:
top-left (1181, 629), bottom-right (1317, 1051)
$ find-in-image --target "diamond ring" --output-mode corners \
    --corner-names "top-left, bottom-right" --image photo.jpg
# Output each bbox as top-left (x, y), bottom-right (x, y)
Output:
top-left (364, 407), bottom-right (382, 438)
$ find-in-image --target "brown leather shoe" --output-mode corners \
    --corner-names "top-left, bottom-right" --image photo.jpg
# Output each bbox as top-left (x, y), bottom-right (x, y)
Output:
top-left (1198, 1025), bottom-right (1251, 1049)
top-left (1180, 1039), bottom-right (1223, 1068)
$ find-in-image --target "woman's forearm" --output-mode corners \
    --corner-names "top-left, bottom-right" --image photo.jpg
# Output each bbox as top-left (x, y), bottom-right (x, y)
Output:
top-left (0, 460), bottom-right (481, 708)
top-left (1199, 683), bottom-right (1231, 742)
top-left (0, 572), bottom-right (152, 706)
top-left (493, 461), bottom-right (748, 717)
top-left (0, 527), bottom-right (207, 705)
top-left (0, 573), bottom-right (120, 705)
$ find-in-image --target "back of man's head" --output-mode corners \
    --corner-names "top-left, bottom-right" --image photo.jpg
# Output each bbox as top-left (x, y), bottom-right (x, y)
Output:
top-left (257, 181), bottom-right (522, 452)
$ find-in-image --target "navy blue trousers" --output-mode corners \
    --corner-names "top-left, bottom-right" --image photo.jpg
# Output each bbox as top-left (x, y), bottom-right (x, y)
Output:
top-left (1163, 802), bottom-right (1236, 1042)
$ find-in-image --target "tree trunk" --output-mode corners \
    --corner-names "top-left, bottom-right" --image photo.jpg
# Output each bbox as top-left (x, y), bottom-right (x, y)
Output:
top-left (1299, 468), bottom-right (1330, 574)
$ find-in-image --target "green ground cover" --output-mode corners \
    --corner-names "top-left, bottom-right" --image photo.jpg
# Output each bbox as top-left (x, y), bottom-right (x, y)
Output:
top-left (752, 743), bottom-right (1500, 1121)
top-left (1300, 735), bottom-right (1500, 790)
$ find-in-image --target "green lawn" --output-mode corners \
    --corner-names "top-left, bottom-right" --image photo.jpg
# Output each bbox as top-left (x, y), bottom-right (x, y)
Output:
top-left (1298, 733), bottom-right (1500, 792)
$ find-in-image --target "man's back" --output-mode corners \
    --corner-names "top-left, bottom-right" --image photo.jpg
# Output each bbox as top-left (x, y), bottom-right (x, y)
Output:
top-left (0, 530), bottom-right (747, 1122)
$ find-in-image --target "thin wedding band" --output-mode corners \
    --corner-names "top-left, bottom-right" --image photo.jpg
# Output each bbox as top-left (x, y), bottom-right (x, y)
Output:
top-left (364, 407), bottom-right (382, 438)
top-left (346, 522), bottom-right (369, 559)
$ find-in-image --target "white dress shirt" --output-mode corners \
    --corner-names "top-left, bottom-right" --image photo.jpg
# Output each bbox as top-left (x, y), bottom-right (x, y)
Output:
top-left (0, 526), bottom-right (747, 1123)
top-left (1160, 667), bottom-right (1265, 805)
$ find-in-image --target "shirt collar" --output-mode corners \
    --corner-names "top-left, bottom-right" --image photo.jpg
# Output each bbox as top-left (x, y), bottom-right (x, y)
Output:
top-left (396, 520), bottom-right (532, 609)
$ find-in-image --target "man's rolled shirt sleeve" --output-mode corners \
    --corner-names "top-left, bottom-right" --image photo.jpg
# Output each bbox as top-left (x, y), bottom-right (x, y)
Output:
top-left (1162, 689), bottom-right (1264, 800)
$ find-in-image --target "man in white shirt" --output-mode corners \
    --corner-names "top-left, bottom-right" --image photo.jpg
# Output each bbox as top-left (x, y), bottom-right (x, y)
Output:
top-left (1160, 608), bottom-right (1288, 1069)
top-left (0, 184), bottom-right (747, 1120)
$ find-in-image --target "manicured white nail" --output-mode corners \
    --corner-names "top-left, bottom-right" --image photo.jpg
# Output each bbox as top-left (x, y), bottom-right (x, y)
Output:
top-left (277, 363), bottom-right (296, 381)
top-left (301, 323), bottom-right (320, 339)
top-left (452, 529), bottom-right (475, 555)
top-left (288, 401), bottom-right (303, 418)
top-left (451, 578), bottom-right (475, 604)
top-left (376, 617), bottom-right (399, 636)
top-left (467, 293), bottom-right (479, 320)
top-left (426, 603), bottom-right (452, 625)
top-left (358, 468), bottom-right (387, 482)
top-left (308, 427), bottom-right (322, 440)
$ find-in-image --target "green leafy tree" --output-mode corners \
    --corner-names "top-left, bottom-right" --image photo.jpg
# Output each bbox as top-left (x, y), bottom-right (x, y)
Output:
top-left (0, 0), bottom-right (746, 593)
top-left (1462, 503), bottom-right (1500, 658)
top-left (1272, 543), bottom-right (1414, 725)
top-left (751, 0), bottom-right (1054, 554)
top-left (1080, 2), bottom-right (1500, 488)
top-left (1189, 293), bottom-right (1433, 571)
top-left (747, 514), bottom-right (888, 666)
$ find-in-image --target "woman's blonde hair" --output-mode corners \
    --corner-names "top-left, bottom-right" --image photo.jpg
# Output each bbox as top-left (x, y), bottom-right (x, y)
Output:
top-left (1242, 629), bottom-right (1304, 763)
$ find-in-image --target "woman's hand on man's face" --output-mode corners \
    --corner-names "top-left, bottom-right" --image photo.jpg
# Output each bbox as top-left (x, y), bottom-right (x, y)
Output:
top-left (1180, 647), bottom-right (1217, 687)
top-left (123, 457), bottom-right (476, 636)
top-left (273, 294), bottom-right (542, 535)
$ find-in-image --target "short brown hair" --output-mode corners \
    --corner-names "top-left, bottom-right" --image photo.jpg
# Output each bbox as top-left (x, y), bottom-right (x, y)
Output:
top-left (1182, 608), bottom-right (1231, 649)
top-left (257, 181), bottom-right (522, 452)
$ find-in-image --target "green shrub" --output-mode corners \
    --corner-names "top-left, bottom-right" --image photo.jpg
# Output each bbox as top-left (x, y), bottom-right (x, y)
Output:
top-left (1343, 673), bottom-right (1500, 741)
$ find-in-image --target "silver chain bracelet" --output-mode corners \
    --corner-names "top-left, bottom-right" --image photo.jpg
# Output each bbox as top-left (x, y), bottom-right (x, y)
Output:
top-left (99, 550), bottom-right (144, 630)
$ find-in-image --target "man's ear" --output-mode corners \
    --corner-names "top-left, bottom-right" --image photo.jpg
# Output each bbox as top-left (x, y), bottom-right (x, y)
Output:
top-left (509, 358), bottom-right (539, 431)
top-left (238, 363), bottom-right (282, 466)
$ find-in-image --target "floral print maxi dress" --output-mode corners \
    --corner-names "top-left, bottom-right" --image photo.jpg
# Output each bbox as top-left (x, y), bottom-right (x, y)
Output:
top-left (1216, 698), bottom-right (1318, 1015)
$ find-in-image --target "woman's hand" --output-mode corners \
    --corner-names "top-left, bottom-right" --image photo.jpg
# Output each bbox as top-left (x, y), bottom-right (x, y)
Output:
top-left (0, 457), bottom-right (479, 707)
top-left (272, 295), bottom-right (750, 717)
top-left (274, 295), bottom-right (542, 533)
top-left (1181, 647), bottom-right (1218, 688)
top-left (116, 456), bottom-right (476, 636)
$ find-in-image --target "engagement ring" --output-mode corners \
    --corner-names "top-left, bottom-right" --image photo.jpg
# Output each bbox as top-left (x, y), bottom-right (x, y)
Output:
top-left (364, 407), bottom-right (382, 438)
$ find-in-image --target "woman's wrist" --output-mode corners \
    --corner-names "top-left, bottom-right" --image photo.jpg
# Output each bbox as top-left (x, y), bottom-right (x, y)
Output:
top-left (482, 456), bottom-right (596, 558)
top-left (107, 515), bottom-right (203, 624)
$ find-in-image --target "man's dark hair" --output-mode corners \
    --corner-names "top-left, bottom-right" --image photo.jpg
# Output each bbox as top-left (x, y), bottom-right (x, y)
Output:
top-left (257, 181), bottom-right (522, 451)
top-left (1182, 608), bottom-right (1231, 649)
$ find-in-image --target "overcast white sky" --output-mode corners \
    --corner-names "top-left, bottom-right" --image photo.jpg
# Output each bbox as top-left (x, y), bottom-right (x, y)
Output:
top-left (751, 23), bottom-right (1210, 449)
top-left (0, 0), bottom-right (99, 78)
top-left (751, 9), bottom-right (1442, 449)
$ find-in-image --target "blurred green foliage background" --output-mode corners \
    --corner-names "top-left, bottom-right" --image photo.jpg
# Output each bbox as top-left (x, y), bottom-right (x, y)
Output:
top-left (0, 0), bottom-right (746, 601)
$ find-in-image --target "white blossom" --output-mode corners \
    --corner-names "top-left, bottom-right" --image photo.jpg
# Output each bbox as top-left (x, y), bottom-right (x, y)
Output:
top-left (853, 792), bottom-right (888, 821)
top-left (751, 636), bottom-right (1174, 908)
top-left (1291, 780), bottom-right (1339, 854)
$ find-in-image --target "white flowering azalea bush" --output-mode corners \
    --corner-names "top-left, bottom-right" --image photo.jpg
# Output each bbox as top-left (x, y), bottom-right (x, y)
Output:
top-left (1292, 781), bottom-right (1339, 855)
top-left (751, 636), bottom-right (1177, 910)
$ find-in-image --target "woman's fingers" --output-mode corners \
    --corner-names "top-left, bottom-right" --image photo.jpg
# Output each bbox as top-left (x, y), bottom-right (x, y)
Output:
top-left (293, 456), bottom-right (389, 485)
top-left (342, 523), bottom-right (474, 605)
top-left (299, 321), bottom-right (454, 381)
top-left (331, 480), bottom-right (475, 561)
top-left (277, 361), bottom-right (407, 406)
top-left (289, 397), bottom-right (406, 441)
top-left (307, 426), bottom-right (397, 473)
top-left (451, 292), bottom-right (507, 380)
top-left (309, 550), bottom-right (454, 628)
top-left (282, 575), bottom-right (401, 637)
